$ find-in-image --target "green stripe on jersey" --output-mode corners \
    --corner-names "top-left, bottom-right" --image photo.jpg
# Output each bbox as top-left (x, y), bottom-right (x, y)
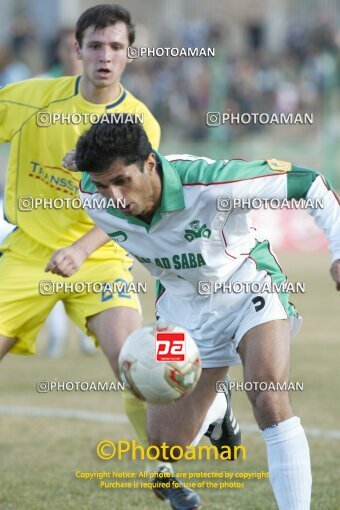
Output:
top-left (287, 165), bottom-right (319, 199)
top-left (156, 279), bottom-right (166, 301)
top-left (172, 159), bottom-right (277, 185)
top-left (249, 240), bottom-right (298, 318)
top-left (81, 172), bottom-right (97, 193)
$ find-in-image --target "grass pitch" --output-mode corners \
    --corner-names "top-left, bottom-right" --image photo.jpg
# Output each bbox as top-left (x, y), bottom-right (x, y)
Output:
top-left (0, 252), bottom-right (339, 510)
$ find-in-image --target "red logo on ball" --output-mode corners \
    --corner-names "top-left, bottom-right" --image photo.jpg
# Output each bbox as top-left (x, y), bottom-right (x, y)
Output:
top-left (155, 332), bottom-right (185, 361)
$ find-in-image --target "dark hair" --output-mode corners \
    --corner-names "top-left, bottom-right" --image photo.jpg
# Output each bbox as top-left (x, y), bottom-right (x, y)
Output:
top-left (75, 115), bottom-right (152, 173)
top-left (75, 4), bottom-right (135, 47)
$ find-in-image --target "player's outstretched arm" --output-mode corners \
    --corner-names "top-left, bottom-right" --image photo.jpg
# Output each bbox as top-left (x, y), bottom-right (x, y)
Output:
top-left (45, 226), bottom-right (110, 277)
top-left (330, 259), bottom-right (340, 291)
top-left (45, 150), bottom-right (112, 277)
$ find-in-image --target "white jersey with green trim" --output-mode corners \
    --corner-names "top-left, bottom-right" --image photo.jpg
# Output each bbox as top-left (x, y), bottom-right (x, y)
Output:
top-left (80, 153), bottom-right (340, 299)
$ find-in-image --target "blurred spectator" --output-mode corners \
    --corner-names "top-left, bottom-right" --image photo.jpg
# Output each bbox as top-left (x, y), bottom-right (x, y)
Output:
top-left (0, 46), bottom-right (30, 85)
top-left (45, 28), bottom-right (82, 78)
top-left (10, 16), bottom-right (44, 75)
top-left (122, 15), bottom-right (339, 141)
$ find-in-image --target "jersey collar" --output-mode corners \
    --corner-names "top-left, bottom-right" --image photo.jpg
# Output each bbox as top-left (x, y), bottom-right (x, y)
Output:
top-left (156, 151), bottom-right (185, 213)
top-left (74, 76), bottom-right (126, 110)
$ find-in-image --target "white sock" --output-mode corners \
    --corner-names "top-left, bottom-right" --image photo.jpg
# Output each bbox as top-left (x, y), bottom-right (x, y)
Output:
top-left (191, 391), bottom-right (227, 446)
top-left (262, 416), bottom-right (312, 510)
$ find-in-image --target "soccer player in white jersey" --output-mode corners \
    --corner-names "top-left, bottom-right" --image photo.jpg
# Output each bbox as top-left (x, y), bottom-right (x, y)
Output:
top-left (65, 116), bottom-right (339, 510)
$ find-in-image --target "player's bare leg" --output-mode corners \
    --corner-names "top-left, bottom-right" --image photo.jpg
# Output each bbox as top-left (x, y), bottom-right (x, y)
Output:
top-left (0, 335), bottom-right (17, 361)
top-left (86, 307), bottom-right (142, 378)
top-left (238, 319), bottom-right (292, 427)
top-left (147, 366), bottom-right (228, 451)
top-left (238, 319), bottom-right (312, 510)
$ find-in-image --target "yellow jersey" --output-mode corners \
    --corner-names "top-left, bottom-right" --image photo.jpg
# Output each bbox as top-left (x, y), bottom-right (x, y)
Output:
top-left (0, 75), bottom-right (160, 258)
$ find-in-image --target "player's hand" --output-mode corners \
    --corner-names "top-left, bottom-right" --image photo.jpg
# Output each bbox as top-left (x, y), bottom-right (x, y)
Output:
top-left (61, 149), bottom-right (79, 171)
top-left (45, 246), bottom-right (87, 277)
top-left (153, 321), bottom-right (170, 333)
top-left (330, 259), bottom-right (340, 291)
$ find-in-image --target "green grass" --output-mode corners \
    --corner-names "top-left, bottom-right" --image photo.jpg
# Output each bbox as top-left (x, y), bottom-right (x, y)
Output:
top-left (0, 253), bottom-right (339, 509)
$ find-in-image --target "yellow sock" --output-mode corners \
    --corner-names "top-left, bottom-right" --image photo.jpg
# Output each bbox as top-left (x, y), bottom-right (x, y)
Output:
top-left (122, 394), bottom-right (196, 495)
top-left (123, 390), bottom-right (165, 472)
top-left (123, 390), bottom-right (148, 445)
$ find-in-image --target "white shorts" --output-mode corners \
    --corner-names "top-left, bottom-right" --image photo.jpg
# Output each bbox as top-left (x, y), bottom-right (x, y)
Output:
top-left (156, 258), bottom-right (302, 368)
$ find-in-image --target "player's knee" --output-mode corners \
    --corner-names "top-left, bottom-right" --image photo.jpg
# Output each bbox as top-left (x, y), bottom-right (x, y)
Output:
top-left (246, 385), bottom-right (290, 421)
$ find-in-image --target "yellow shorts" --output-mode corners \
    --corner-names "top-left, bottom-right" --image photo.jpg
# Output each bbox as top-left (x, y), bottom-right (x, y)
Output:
top-left (0, 229), bottom-right (141, 355)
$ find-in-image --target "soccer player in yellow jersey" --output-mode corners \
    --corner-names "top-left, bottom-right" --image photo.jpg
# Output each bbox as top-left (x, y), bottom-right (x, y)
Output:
top-left (0, 5), bottom-right (161, 362)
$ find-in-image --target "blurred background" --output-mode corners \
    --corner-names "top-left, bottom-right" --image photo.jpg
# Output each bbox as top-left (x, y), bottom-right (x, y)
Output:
top-left (0, 2), bottom-right (339, 509)
top-left (0, 0), bottom-right (340, 185)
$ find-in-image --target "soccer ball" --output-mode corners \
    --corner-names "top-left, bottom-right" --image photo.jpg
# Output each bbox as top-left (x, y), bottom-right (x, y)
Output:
top-left (119, 324), bottom-right (202, 405)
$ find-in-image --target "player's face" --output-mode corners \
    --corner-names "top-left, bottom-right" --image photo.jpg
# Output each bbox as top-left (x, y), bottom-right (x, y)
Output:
top-left (76, 23), bottom-right (130, 89)
top-left (89, 153), bottom-right (162, 219)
